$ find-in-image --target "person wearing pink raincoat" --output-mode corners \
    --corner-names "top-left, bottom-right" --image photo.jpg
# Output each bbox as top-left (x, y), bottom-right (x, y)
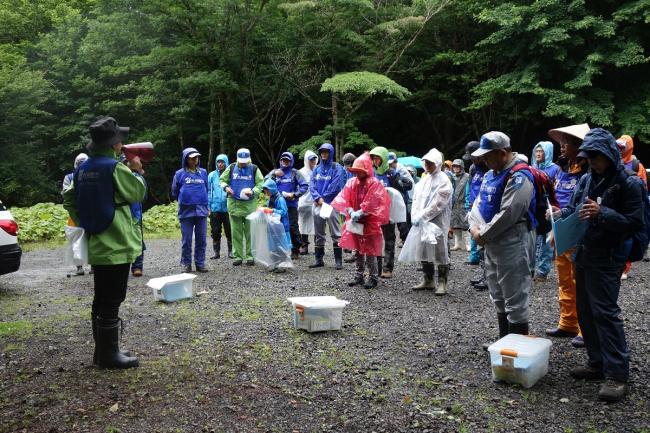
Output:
top-left (332, 153), bottom-right (390, 289)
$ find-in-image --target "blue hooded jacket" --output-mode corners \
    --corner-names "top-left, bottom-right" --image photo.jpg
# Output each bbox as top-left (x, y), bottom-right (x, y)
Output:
top-left (309, 143), bottom-right (345, 204)
top-left (560, 128), bottom-right (644, 258)
top-left (208, 153), bottom-right (229, 213)
top-left (171, 147), bottom-right (209, 219)
top-left (263, 178), bottom-right (290, 234)
top-left (265, 152), bottom-right (308, 208)
top-left (531, 141), bottom-right (560, 181)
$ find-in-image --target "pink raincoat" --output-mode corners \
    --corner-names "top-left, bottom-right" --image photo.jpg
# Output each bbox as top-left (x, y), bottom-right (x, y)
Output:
top-left (332, 153), bottom-right (390, 256)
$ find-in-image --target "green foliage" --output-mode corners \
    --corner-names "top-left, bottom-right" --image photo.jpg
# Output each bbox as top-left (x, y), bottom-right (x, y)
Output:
top-left (321, 72), bottom-right (411, 100)
top-left (11, 203), bottom-right (68, 243)
top-left (142, 202), bottom-right (181, 235)
top-left (290, 125), bottom-right (377, 158)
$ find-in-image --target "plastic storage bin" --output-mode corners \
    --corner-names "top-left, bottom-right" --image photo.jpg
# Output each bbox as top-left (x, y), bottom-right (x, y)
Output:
top-left (147, 273), bottom-right (196, 302)
top-left (487, 334), bottom-right (552, 388)
top-left (287, 296), bottom-right (350, 332)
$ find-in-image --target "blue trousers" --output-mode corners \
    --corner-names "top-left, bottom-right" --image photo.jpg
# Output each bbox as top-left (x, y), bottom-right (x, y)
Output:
top-left (575, 247), bottom-right (629, 381)
top-left (468, 237), bottom-right (480, 264)
top-left (131, 240), bottom-right (146, 271)
top-left (534, 234), bottom-right (554, 277)
top-left (180, 216), bottom-right (207, 268)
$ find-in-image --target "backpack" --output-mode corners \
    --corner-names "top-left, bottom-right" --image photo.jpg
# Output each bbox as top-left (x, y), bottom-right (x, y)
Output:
top-left (625, 171), bottom-right (650, 262)
top-left (507, 163), bottom-right (559, 235)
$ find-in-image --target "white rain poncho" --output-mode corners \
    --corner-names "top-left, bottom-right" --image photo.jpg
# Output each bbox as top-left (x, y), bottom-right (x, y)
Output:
top-left (64, 225), bottom-right (88, 266)
top-left (386, 187), bottom-right (407, 223)
top-left (247, 209), bottom-right (293, 269)
top-left (399, 149), bottom-right (452, 265)
top-left (298, 150), bottom-right (318, 235)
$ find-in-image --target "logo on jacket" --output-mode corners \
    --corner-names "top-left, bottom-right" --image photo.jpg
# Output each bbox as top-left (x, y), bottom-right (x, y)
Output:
top-left (185, 178), bottom-right (205, 184)
top-left (232, 173), bottom-right (252, 180)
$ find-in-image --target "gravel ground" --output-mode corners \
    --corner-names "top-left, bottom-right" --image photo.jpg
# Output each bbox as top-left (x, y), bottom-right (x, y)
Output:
top-left (1, 238), bottom-right (649, 433)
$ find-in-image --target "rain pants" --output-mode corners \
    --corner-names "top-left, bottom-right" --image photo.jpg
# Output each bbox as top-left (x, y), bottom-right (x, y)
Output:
top-left (298, 150), bottom-right (318, 236)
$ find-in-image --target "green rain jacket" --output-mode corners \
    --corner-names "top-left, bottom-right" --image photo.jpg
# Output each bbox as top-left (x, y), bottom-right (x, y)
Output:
top-left (219, 162), bottom-right (265, 217)
top-left (63, 148), bottom-right (146, 265)
top-left (369, 147), bottom-right (390, 176)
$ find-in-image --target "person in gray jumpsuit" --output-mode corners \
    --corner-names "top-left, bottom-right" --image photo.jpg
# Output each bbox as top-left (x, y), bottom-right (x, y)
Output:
top-left (469, 131), bottom-right (536, 344)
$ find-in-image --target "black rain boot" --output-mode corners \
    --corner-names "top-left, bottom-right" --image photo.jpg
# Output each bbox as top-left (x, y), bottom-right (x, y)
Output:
top-left (377, 257), bottom-right (383, 277)
top-left (96, 318), bottom-right (139, 369)
top-left (211, 241), bottom-right (220, 259)
top-left (309, 247), bottom-right (325, 268)
top-left (92, 316), bottom-right (130, 365)
top-left (227, 241), bottom-right (233, 259)
top-left (299, 235), bottom-right (309, 255)
top-left (483, 313), bottom-right (511, 351)
top-left (509, 321), bottom-right (529, 336)
top-left (333, 245), bottom-right (343, 270)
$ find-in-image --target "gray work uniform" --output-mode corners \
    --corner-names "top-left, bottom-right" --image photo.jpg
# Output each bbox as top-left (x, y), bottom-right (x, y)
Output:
top-left (473, 155), bottom-right (535, 324)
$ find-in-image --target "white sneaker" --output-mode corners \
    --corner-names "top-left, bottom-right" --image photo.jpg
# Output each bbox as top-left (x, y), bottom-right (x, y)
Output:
top-left (621, 273), bottom-right (628, 280)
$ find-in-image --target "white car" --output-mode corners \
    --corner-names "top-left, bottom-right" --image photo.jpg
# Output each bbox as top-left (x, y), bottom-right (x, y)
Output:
top-left (0, 200), bottom-right (21, 275)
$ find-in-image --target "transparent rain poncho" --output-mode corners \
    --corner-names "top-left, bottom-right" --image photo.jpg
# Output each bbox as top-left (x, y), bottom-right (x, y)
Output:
top-left (247, 209), bottom-right (293, 269)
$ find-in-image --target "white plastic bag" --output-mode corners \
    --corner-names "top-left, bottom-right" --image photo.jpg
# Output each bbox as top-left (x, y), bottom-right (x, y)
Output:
top-left (386, 187), bottom-right (407, 223)
top-left (346, 220), bottom-right (364, 235)
top-left (398, 221), bottom-right (442, 263)
top-left (64, 226), bottom-right (88, 266)
top-left (247, 210), bottom-right (293, 269)
top-left (318, 202), bottom-right (334, 219)
top-left (421, 221), bottom-right (442, 244)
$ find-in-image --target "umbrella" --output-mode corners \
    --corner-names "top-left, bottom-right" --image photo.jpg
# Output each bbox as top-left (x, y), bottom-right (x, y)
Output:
top-left (397, 156), bottom-right (423, 170)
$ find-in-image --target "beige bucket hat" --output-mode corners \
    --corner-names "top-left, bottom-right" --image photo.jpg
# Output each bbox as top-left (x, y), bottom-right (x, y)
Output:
top-left (548, 123), bottom-right (590, 144)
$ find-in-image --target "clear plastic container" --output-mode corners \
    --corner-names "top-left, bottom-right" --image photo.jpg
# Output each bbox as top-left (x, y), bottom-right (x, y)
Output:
top-left (147, 273), bottom-right (196, 302)
top-left (487, 334), bottom-right (552, 388)
top-left (287, 296), bottom-right (350, 332)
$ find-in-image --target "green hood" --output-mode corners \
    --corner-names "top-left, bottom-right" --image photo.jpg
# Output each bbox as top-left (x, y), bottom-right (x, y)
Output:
top-left (369, 146), bottom-right (389, 175)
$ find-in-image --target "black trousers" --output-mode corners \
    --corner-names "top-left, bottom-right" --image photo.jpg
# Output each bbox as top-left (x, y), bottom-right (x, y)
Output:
top-left (288, 207), bottom-right (300, 253)
top-left (381, 223), bottom-right (396, 272)
top-left (576, 247), bottom-right (629, 381)
top-left (91, 264), bottom-right (130, 320)
top-left (210, 211), bottom-right (232, 248)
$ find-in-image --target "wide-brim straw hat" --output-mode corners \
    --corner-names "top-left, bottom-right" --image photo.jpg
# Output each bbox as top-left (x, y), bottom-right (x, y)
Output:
top-left (548, 123), bottom-right (590, 144)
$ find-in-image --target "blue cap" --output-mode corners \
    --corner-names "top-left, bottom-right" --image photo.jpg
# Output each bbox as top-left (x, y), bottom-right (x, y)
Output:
top-left (472, 131), bottom-right (511, 157)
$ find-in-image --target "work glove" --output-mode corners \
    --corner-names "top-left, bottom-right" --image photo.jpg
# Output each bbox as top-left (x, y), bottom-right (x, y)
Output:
top-left (350, 210), bottom-right (364, 222)
top-left (346, 207), bottom-right (354, 216)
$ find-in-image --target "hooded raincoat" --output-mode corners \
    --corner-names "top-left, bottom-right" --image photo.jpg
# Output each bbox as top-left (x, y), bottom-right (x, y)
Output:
top-left (310, 143), bottom-right (345, 204)
top-left (531, 141), bottom-right (560, 181)
top-left (619, 135), bottom-right (647, 187)
top-left (331, 153), bottom-right (390, 256)
top-left (450, 159), bottom-right (470, 229)
top-left (263, 178), bottom-right (291, 242)
top-left (298, 150), bottom-right (318, 235)
top-left (208, 154), bottom-right (229, 213)
top-left (411, 149), bottom-right (453, 264)
top-left (171, 147), bottom-right (209, 219)
top-left (265, 152), bottom-right (308, 208)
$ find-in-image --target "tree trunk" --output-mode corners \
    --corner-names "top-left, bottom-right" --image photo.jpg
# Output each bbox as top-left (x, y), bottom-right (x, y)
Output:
top-left (332, 93), bottom-right (341, 161)
top-left (178, 123), bottom-right (185, 150)
top-left (208, 100), bottom-right (216, 172)
top-left (218, 96), bottom-right (226, 155)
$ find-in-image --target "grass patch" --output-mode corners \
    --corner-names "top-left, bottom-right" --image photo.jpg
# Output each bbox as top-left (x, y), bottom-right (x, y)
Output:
top-left (0, 320), bottom-right (33, 338)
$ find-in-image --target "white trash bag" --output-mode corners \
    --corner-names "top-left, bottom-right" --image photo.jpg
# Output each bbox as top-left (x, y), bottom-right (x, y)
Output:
top-left (398, 221), bottom-right (442, 263)
top-left (247, 210), bottom-right (293, 269)
top-left (386, 187), bottom-right (407, 223)
top-left (64, 225), bottom-right (88, 266)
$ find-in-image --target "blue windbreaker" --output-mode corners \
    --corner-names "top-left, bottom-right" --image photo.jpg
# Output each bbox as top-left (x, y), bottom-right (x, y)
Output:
top-left (309, 143), bottom-right (345, 204)
top-left (265, 152), bottom-right (308, 208)
top-left (171, 147), bottom-right (209, 219)
top-left (208, 154), bottom-right (229, 213)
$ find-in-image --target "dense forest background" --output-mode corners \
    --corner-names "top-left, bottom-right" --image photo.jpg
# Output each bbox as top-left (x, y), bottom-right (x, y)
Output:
top-left (2, 0), bottom-right (649, 207)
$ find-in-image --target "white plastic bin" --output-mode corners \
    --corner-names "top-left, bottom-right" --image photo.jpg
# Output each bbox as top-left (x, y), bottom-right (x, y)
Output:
top-left (147, 273), bottom-right (197, 302)
top-left (487, 334), bottom-right (552, 388)
top-left (287, 296), bottom-right (350, 332)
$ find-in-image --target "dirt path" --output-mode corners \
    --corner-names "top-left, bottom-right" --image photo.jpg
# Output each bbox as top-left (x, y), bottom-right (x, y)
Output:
top-left (1, 239), bottom-right (649, 432)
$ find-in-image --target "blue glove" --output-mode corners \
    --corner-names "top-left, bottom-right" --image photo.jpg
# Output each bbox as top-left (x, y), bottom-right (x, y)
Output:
top-left (346, 207), bottom-right (354, 216)
top-left (350, 210), bottom-right (364, 222)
